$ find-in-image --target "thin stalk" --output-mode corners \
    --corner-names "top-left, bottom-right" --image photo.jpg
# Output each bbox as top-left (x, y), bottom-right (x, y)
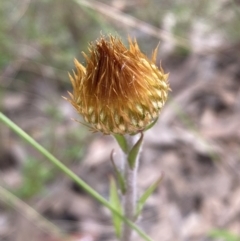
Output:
top-left (0, 112), bottom-right (152, 241)
top-left (121, 134), bottom-right (141, 241)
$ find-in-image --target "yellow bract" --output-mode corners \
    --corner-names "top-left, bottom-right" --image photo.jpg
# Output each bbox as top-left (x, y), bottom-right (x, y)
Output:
top-left (66, 35), bottom-right (169, 135)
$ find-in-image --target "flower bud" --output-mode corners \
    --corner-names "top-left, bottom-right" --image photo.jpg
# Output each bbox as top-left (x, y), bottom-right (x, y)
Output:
top-left (66, 35), bottom-right (169, 135)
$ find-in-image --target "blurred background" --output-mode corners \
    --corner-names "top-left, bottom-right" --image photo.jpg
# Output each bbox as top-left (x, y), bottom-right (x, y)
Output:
top-left (1, 0), bottom-right (240, 241)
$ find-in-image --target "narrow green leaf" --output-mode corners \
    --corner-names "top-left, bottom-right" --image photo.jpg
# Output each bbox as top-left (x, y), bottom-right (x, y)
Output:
top-left (113, 134), bottom-right (128, 153)
top-left (209, 229), bottom-right (240, 241)
top-left (136, 175), bottom-right (164, 219)
top-left (109, 177), bottom-right (122, 238)
top-left (128, 132), bottom-right (144, 169)
top-left (144, 118), bottom-right (158, 132)
top-left (110, 150), bottom-right (126, 194)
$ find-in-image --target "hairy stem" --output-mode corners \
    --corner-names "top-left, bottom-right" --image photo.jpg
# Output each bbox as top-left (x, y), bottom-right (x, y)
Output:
top-left (121, 134), bottom-right (141, 241)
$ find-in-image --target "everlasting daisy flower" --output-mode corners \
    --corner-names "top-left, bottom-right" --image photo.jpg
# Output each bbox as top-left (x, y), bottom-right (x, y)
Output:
top-left (66, 35), bottom-right (169, 135)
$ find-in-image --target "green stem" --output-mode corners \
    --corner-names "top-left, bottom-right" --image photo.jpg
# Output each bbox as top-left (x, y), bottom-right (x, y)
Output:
top-left (121, 134), bottom-right (141, 241)
top-left (0, 112), bottom-right (152, 241)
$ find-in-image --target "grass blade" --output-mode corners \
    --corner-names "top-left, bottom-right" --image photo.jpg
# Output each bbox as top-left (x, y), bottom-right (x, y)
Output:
top-left (209, 229), bottom-right (240, 241)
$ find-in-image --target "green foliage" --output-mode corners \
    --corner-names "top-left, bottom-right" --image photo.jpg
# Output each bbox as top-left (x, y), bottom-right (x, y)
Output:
top-left (144, 118), bottom-right (158, 132)
top-left (209, 229), bottom-right (240, 241)
top-left (136, 175), bottom-right (163, 219)
top-left (113, 134), bottom-right (128, 153)
top-left (110, 151), bottom-right (126, 194)
top-left (109, 177), bottom-right (123, 238)
top-left (128, 133), bottom-right (143, 169)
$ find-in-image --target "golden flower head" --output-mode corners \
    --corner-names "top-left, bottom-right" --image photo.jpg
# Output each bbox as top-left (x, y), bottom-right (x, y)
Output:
top-left (66, 35), bottom-right (169, 135)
